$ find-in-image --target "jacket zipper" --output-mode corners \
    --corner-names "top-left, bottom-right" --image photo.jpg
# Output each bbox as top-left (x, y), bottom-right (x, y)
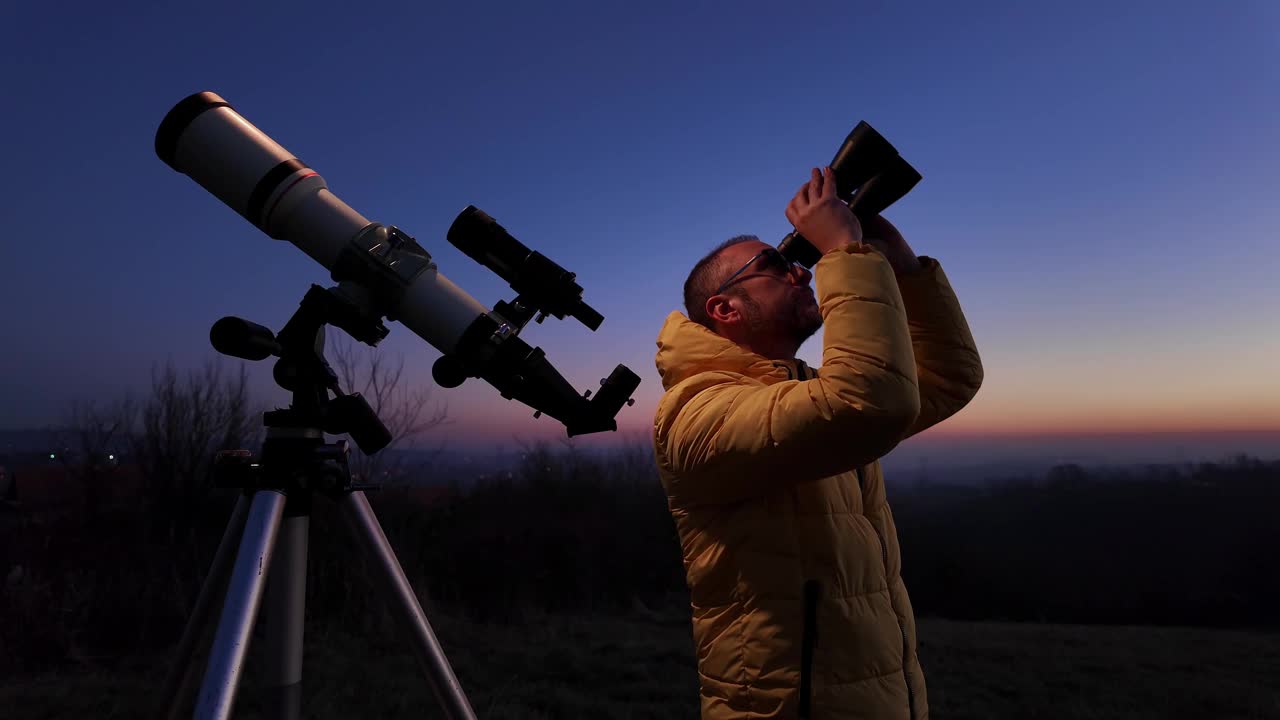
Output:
top-left (799, 579), bottom-right (820, 718)
top-left (859, 466), bottom-right (916, 719)
top-left (883, 526), bottom-right (916, 719)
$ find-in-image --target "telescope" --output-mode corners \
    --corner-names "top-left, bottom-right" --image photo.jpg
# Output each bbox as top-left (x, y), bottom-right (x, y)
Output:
top-left (155, 91), bottom-right (639, 437)
top-left (153, 92), bottom-right (645, 720)
top-left (777, 121), bottom-right (923, 267)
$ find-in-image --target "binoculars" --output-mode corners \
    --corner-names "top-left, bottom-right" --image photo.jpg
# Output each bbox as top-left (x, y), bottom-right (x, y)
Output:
top-left (777, 121), bottom-right (922, 267)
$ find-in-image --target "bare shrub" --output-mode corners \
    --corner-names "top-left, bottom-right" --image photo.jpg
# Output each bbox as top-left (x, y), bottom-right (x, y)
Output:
top-left (130, 359), bottom-right (258, 538)
top-left (328, 334), bottom-right (449, 484)
top-left (53, 397), bottom-right (136, 522)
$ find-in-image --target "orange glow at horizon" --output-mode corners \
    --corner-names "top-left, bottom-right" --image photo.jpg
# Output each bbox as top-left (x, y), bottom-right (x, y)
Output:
top-left (887, 317), bottom-right (1280, 438)
top-left (426, 318), bottom-right (1280, 446)
top-left (920, 416), bottom-right (1280, 438)
top-left (432, 401), bottom-right (1280, 447)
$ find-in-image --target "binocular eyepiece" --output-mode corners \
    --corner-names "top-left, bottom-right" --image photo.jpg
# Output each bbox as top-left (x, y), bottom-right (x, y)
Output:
top-left (778, 121), bottom-right (923, 267)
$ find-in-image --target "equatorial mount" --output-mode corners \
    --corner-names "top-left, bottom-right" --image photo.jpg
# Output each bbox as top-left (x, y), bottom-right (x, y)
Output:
top-left (211, 284), bottom-right (394, 458)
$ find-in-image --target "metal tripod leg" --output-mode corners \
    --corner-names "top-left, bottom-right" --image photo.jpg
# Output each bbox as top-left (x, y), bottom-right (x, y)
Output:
top-left (194, 490), bottom-right (289, 720)
top-left (258, 497), bottom-right (310, 720)
top-left (340, 490), bottom-right (478, 720)
top-left (157, 494), bottom-right (251, 720)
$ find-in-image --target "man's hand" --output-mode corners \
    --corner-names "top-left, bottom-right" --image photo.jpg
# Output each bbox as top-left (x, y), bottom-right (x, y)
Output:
top-left (785, 167), bottom-right (862, 255)
top-left (861, 214), bottom-right (923, 275)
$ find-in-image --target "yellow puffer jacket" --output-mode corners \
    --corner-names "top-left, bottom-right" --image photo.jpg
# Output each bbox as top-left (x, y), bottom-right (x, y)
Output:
top-left (652, 244), bottom-right (982, 719)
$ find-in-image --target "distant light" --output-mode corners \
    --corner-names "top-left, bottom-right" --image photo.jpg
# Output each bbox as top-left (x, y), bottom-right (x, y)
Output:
top-left (49, 453), bottom-right (55, 459)
top-left (108, 454), bottom-right (115, 461)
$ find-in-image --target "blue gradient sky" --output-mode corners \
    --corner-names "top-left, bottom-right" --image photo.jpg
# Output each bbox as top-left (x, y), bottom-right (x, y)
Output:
top-left (2, 2), bottom-right (1277, 453)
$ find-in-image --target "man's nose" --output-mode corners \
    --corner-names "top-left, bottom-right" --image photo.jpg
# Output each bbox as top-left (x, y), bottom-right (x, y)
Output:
top-left (790, 264), bottom-right (812, 285)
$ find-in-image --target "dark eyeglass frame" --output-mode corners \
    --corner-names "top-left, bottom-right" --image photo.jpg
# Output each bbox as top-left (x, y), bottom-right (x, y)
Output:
top-left (715, 247), bottom-right (799, 295)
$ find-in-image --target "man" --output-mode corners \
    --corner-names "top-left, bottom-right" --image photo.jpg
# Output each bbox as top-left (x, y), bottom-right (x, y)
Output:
top-left (652, 166), bottom-right (983, 719)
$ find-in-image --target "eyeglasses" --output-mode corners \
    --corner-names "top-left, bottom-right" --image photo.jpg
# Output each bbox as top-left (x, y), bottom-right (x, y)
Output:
top-left (715, 247), bottom-right (800, 295)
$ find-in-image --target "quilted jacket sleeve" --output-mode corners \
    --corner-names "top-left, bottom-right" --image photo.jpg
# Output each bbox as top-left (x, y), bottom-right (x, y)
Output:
top-left (894, 257), bottom-right (984, 439)
top-left (655, 244), bottom-right (921, 507)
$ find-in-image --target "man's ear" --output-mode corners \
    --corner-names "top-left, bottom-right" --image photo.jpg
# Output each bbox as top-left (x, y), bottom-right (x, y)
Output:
top-left (706, 294), bottom-right (740, 325)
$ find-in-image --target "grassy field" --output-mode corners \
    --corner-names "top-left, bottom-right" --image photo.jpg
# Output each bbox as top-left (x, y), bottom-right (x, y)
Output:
top-left (4, 611), bottom-right (1278, 720)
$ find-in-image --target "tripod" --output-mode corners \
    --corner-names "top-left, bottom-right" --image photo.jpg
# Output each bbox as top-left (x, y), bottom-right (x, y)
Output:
top-left (156, 285), bottom-right (477, 720)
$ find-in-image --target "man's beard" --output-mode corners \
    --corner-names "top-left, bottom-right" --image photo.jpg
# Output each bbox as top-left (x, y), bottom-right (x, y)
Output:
top-left (739, 294), bottom-right (822, 353)
top-left (790, 299), bottom-right (823, 347)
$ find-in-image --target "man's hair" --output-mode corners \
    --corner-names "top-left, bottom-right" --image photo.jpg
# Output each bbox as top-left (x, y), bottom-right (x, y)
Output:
top-left (683, 235), bottom-right (759, 330)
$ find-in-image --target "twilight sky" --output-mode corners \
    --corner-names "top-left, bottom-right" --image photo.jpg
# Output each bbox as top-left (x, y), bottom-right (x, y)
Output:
top-left (2, 2), bottom-right (1277, 454)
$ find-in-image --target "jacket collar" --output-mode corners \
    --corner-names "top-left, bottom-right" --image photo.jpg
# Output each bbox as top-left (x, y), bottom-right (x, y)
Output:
top-left (654, 311), bottom-right (816, 392)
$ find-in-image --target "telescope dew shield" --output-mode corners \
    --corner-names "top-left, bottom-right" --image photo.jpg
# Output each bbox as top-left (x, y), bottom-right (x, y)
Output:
top-left (155, 91), bottom-right (489, 357)
top-left (155, 92), bottom-right (355, 267)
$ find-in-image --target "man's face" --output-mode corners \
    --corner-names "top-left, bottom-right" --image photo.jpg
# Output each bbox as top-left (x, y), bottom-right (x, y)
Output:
top-left (711, 240), bottom-right (822, 353)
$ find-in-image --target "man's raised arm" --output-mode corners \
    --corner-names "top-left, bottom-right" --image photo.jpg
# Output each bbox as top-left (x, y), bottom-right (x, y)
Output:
top-left (655, 168), bottom-right (921, 508)
top-left (896, 257), bottom-right (983, 437)
top-left (859, 215), bottom-right (984, 438)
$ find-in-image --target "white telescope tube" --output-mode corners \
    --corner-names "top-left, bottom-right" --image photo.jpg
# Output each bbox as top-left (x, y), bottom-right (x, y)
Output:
top-left (155, 91), bottom-right (489, 356)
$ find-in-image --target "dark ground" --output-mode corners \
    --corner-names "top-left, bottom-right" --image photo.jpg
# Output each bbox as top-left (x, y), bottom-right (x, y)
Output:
top-left (5, 611), bottom-right (1279, 719)
top-left (5, 448), bottom-right (1279, 719)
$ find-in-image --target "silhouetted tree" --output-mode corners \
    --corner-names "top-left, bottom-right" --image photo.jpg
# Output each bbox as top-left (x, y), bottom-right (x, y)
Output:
top-left (54, 397), bottom-right (136, 522)
top-left (328, 334), bottom-right (449, 483)
top-left (130, 359), bottom-right (257, 539)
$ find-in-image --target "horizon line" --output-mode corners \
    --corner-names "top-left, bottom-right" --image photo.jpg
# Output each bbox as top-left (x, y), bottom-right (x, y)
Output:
top-left (4, 423), bottom-right (1280, 441)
